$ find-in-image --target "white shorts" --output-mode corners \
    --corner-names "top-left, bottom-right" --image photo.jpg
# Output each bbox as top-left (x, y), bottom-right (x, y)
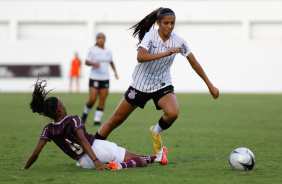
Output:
top-left (78, 140), bottom-right (126, 169)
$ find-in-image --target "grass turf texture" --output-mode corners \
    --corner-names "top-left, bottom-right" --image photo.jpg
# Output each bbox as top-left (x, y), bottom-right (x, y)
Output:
top-left (0, 93), bottom-right (281, 184)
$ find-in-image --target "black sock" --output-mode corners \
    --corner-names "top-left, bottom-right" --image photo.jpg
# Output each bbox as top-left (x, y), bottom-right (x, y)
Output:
top-left (158, 117), bottom-right (171, 130)
top-left (95, 132), bottom-right (107, 140)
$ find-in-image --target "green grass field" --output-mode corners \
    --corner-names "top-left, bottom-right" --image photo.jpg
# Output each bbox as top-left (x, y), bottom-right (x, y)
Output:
top-left (0, 92), bottom-right (281, 184)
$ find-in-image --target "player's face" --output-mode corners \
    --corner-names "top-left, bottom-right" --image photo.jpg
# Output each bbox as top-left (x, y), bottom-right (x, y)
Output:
top-left (96, 35), bottom-right (106, 47)
top-left (157, 15), bottom-right (175, 38)
top-left (58, 100), bottom-right (67, 117)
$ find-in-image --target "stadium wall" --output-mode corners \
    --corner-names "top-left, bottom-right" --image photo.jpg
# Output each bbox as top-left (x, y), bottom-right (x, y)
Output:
top-left (0, 0), bottom-right (282, 93)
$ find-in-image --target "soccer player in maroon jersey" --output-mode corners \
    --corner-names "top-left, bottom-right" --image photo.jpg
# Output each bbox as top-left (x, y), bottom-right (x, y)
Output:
top-left (23, 79), bottom-right (167, 170)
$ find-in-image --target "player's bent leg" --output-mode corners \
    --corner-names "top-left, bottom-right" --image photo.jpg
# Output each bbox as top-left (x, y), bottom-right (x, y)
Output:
top-left (87, 87), bottom-right (99, 107)
top-left (149, 93), bottom-right (178, 153)
top-left (97, 97), bottom-right (137, 138)
top-left (97, 88), bottom-right (108, 110)
top-left (124, 150), bottom-right (147, 167)
top-left (157, 93), bottom-right (179, 125)
top-left (82, 87), bottom-right (99, 124)
top-left (94, 88), bottom-right (109, 126)
top-left (108, 150), bottom-right (147, 170)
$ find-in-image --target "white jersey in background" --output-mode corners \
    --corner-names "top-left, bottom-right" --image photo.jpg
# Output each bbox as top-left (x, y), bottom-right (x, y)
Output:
top-left (131, 29), bottom-right (192, 93)
top-left (86, 45), bottom-right (113, 80)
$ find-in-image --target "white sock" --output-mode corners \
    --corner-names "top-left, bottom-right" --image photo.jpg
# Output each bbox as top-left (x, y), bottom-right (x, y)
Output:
top-left (94, 109), bottom-right (104, 122)
top-left (83, 105), bottom-right (91, 114)
top-left (118, 163), bottom-right (122, 170)
top-left (154, 123), bottom-right (164, 135)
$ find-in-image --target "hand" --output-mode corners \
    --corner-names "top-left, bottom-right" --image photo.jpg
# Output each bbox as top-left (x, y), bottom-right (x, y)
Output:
top-left (115, 73), bottom-right (119, 80)
top-left (209, 86), bottom-right (219, 100)
top-left (167, 47), bottom-right (183, 56)
top-left (93, 160), bottom-right (109, 170)
top-left (93, 63), bottom-right (100, 68)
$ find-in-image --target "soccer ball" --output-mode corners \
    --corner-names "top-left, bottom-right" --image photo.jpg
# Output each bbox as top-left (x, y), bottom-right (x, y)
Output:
top-left (229, 147), bottom-right (255, 171)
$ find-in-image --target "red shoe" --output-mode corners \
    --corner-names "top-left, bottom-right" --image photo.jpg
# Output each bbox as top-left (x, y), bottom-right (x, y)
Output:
top-left (155, 147), bottom-right (168, 165)
top-left (108, 161), bottom-right (120, 170)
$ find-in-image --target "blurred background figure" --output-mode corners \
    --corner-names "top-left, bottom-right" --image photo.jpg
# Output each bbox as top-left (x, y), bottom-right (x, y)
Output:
top-left (69, 52), bottom-right (81, 93)
top-left (81, 33), bottom-right (119, 126)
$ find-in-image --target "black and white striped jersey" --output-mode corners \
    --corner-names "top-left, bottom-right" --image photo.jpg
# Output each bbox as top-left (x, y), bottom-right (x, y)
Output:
top-left (131, 29), bottom-right (191, 93)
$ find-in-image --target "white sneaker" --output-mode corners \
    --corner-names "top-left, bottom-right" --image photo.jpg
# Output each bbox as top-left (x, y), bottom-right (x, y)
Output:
top-left (154, 146), bottom-right (168, 165)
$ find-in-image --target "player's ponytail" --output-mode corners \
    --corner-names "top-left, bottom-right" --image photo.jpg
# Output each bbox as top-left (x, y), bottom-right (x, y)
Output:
top-left (129, 7), bottom-right (175, 45)
top-left (30, 78), bottom-right (58, 120)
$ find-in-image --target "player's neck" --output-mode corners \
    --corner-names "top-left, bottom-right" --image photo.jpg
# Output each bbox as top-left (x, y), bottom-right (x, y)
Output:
top-left (158, 29), bottom-right (170, 43)
top-left (98, 45), bottom-right (105, 49)
top-left (53, 116), bottom-right (66, 123)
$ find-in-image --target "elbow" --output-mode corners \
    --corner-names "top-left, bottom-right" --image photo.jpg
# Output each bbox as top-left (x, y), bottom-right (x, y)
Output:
top-left (137, 56), bottom-right (142, 63)
top-left (137, 56), bottom-right (145, 63)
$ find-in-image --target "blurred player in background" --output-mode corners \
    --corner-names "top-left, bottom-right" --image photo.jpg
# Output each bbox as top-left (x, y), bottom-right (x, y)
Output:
top-left (69, 52), bottom-right (81, 93)
top-left (95, 7), bottom-right (219, 154)
top-left (81, 33), bottom-right (119, 126)
top-left (23, 79), bottom-right (167, 170)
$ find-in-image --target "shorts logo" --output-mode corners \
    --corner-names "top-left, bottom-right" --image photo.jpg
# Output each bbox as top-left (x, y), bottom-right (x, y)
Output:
top-left (164, 90), bottom-right (170, 94)
top-left (128, 90), bottom-right (137, 99)
top-left (94, 81), bottom-right (99, 88)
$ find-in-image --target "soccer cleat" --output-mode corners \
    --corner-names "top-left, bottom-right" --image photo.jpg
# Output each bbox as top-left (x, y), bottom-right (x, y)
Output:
top-left (108, 161), bottom-right (121, 170)
top-left (76, 162), bottom-right (81, 167)
top-left (154, 147), bottom-right (168, 165)
top-left (81, 113), bottom-right (87, 124)
top-left (150, 125), bottom-right (162, 154)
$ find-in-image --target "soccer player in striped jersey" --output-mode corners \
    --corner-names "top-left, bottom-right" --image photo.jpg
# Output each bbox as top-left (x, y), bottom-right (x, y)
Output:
top-left (95, 7), bottom-right (219, 154)
top-left (22, 79), bottom-right (167, 170)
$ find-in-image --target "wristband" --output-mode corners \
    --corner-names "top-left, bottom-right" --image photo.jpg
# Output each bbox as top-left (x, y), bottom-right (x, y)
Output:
top-left (93, 158), bottom-right (99, 162)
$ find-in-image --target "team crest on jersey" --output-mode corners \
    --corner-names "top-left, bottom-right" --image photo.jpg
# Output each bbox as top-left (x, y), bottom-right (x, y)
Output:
top-left (128, 90), bottom-right (137, 99)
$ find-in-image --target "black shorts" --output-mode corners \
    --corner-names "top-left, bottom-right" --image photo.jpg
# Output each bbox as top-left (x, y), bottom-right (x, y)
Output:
top-left (124, 85), bottom-right (174, 110)
top-left (89, 79), bottom-right (109, 89)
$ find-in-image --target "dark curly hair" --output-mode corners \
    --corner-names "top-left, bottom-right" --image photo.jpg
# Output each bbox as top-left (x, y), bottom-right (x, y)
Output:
top-left (30, 78), bottom-right (59, 120)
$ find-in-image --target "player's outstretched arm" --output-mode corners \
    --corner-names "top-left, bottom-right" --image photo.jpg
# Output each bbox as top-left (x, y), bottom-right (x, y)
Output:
top-left (23, 139), bottom-right (47, 169)
top-left (75, 129), bottom-right (108, 170)
top-left (187, 53), bottom-right (219, 99)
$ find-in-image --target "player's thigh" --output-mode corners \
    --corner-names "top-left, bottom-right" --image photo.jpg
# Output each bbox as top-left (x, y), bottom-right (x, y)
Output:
top-left (157, 93), bottom-right (179, 116)
top-left (109, 97), bottom-right (137, 123)
top-left (98, 88), bottom-right (109, 101)
top-left (89, 87), bottom-right (99, 101)
top-left (92, 140), bottom-right (126, 163)
top-left (124, 150), bottom-right (139, 161)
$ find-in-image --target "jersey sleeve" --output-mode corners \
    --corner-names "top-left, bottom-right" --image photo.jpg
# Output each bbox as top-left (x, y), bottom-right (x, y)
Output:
top-left (85, 48), bottom-right (94, 62)
top-left (138, 32), bottom-right (153, 51)
top-left (40, 125), bottom-right (51, 142)
top-left (71, 116), bottom-right (84, 132)
top-left (176, 35), bottom-right (192, 57)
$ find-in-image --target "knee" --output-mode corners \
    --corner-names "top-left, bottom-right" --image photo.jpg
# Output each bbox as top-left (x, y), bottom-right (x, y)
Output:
top-left (167, 110), bottom-right (179, 121)
top-left (87, 99), bottom-right (96, 106)
top-left (141, 158), bottom-right (147, 167)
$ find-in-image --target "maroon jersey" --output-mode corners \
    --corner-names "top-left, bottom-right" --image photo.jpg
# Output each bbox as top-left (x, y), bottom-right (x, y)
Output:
top-left (40, 115), bottom-right (95, 160)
